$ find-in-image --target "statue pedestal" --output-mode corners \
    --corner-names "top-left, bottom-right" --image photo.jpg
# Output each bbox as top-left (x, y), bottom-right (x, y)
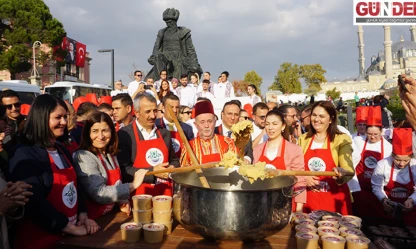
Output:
top-left (29, 76), bottom-right (41, 87)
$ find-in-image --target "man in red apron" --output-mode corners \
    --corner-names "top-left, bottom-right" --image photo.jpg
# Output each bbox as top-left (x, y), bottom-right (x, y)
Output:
top-left (155, 94), bottom-right (194, 158)
top-left (180, 101), bottom-right (237, 166)
top-left (117, 93), bottom-right (179, 197)
top-left (112, 93), bottom-right (134, 132)
top-left (372, 128), bottom-right (416, 226)
top-left (353, 106), bottom-right (391, 217)
top-left (352, 106), bottom-right (369, 140)
top-left (214, 100), bottom-right (253, 164)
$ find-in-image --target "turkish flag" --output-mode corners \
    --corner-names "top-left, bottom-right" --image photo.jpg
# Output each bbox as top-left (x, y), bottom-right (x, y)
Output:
top-left (61, 37), bottom-right (67, 50)
top-left (75, 42), bottom-right (86, 67)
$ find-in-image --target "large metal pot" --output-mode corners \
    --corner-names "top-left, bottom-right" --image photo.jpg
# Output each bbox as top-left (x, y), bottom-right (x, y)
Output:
top-left (170, 167), bottom-right (297, 241)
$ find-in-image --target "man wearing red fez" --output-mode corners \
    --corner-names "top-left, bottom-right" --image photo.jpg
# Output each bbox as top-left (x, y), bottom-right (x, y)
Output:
top-left (180, 100), bottom-right (237, 167)
top-left (353, 106), bottom-right (392, 217)
top-left (352, 106), bottom-right (369, 140)
top-left (371, 128), bottom-right (416, 226)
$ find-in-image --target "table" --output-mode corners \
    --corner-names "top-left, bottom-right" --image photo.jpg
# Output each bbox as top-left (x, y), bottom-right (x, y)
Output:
top-left (56, 212), bottom-right (378, 249)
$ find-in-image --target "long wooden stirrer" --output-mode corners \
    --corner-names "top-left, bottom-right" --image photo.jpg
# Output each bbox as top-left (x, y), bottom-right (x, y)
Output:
top-left (146, 162), bottom-right (218, 176)
top-left (267, 169), bottom-right (355, 177)
top-left (166, 105), bottom-right (211, 188)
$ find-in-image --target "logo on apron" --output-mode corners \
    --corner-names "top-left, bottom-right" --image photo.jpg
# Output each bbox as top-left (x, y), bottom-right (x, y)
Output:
top-left (62, 181), bottom-right (77, 209)
top-left (364, 170), bottom-right (373, 179)
top-left (391, 187), bottom-right (408, 198)
top-left (145, 148), bottom-right (164, 166)
top-left (265, 164), bottom-right (275, 169)
top-left (308, 157), bottom-right (326, 171)
top-left (364, 156), bottom-right (378, 168)
top-left (171, 138), bottom-right (180, 153)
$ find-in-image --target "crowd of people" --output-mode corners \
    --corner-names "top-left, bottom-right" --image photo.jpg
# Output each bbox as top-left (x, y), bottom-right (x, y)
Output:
top-left (0, 71), bottom-right (415, 248)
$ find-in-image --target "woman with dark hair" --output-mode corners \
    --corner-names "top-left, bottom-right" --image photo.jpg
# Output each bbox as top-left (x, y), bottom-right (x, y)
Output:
top-left (298, 101), bottom-right (354, 214)
top-left (73, 112), bottom-right (147, 219)
top-left (58, 101), bottom-right (78, 154)
top-left (247, 84), bottom-right (261, 107)
top-left (9, 94), bottom-right (99, 249)
top-left (253, 110), bottom-right (306, 211)
top-left (158, 79), bottom-right (172, 100)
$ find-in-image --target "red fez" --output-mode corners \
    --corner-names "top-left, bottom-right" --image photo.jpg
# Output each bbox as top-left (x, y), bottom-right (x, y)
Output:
top-left (194, 101), bottom-right (214, 117)
top-left (366, 106), bottom-right (382, 127)
top-left (356, 106), bottom-right (369, 124)
top-left (392, 128), bottom-right (413, 155)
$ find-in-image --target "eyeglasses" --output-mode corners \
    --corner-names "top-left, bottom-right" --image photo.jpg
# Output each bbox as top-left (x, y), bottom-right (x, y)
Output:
top-left (367, 133), bottom-right (380, 138)
top-left (4, 102), bottom-right (21, 109)
top-left (136, 74), bottom-right (143, 77)
top-left (240, 116), bottom-right (249, 120)
top-left (255, 115), bottom-right (266, 120)
top-left (181, 111), bottom-right (192, 115)
top-left (300, 114), bottom-right (311, 122)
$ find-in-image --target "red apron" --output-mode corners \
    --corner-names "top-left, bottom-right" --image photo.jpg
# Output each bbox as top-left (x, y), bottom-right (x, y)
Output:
top-left (353, 139), bottom-right (384, 217)
top-left (14, 148), bottom-right (79, 249)
top-left (258, 140), bottom-right (286, 170)
top-left (302, 136), bottom-right (352, 215)
top-left (376, 163), bottom-right (416, 226)
top-left (85, 154), bottom-right (122, 219)
top-left (132, 123), bottom-right (172, 196)
top-left (160, 119), bottom-right (183, 158)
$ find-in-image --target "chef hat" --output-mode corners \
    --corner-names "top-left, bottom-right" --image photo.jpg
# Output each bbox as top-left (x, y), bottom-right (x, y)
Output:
top-left (194, 101), bottom-right (214, 117)
top-left (366, 106), bottom-right (382, 127)
top-left (356, 106), bottom-right (369, 124)
top-left (392, 128), bottom-right (413, 155)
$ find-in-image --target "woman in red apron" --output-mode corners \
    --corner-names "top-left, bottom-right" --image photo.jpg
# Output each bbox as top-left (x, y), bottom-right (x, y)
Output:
top-left (9, 95), bottom-right (99, 249)
top-left (74, 112), bottom-right (148, 219)
top-left (253, 110), bottom-right (306, 212)
top-left (353, 106), bottom-right (392, 217)
top-left (372, 128), bottom-right (416, 226)
top-left (298, 101), bottom-right (355, 215)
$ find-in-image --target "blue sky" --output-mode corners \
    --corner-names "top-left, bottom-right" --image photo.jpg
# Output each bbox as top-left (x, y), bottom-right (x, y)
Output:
top-left (44, 0), bottom-right (414, 94)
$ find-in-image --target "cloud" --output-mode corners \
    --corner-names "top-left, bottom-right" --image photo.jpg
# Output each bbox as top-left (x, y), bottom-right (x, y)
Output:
top-left (43, 0), bottom-right (411, 93)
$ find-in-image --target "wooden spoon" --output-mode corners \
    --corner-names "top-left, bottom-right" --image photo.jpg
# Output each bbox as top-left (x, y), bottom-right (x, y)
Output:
top-left (146, 162), bottom-right (218, 176)
top-left (267, 169), bottom-right (355, 177)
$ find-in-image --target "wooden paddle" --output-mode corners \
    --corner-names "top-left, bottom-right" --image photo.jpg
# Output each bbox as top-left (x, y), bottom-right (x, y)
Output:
top-left (266, 169), bottom-right (355, 177)
top-left (165, 105), bottom-right (211, 188)
top-left (145, 162), bottom-right (219, 176)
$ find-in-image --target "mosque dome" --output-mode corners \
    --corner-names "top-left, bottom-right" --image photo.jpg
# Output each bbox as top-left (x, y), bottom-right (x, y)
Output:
top-left (381, 79), bottom-right (397, 90)
top-left (392, 40), bottom-right (416, 53)
top-left (354, 75), bottom-right (368, 82)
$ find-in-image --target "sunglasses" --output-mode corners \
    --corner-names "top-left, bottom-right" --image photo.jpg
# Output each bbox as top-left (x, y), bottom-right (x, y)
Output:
top-left (5, 102), bottom-right (21, 110)
top-left (181, 111), bottom-right (192, 115)
top-left (255, 115), bottom-right (266, 120)
top-left (240, 116), bottom-right (249, 120)
top-left (136, 74), bottom-right (143, 77)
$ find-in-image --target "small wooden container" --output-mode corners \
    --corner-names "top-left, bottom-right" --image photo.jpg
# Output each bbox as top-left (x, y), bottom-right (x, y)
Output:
top-left (120, 222), bottom-right (142, 243)
top-left (143, 223), bottom-right (165, 243)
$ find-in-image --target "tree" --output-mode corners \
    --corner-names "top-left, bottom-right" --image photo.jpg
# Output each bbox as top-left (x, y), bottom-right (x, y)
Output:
top-left (243, 70), bottom-right (263, 95)
top-left (300, 64), bottom-right (327, 91)
top-left (0, 0), bottom-right (66, 79)
top-left (232, 80), bottom-right (250, 97)
top-left (304, 85), bottom-right (320, 96)
top-left (269, 62), bottom-right (302, 94)
top-left (325, 87), bottom-right (341, 100)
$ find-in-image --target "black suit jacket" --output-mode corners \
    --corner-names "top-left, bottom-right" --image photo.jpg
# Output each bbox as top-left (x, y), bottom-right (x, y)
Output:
top-left (155, 118), bottom-right (194, 141)
top-left (8, 143), bottom-right (87, 233)
top-left (214, 124), bottom-right (254, 162)
top-left (117, 122), bottom-right (180, 183)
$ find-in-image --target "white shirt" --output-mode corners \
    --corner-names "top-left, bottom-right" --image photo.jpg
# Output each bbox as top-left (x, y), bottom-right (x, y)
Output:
top-left (371, 157), bottom-right (416, 203)
top-left (135, 120), bottom-right (157, 140)
top-left (249, 95), bottom-right (261, 107)
top-left (111, 89), bottom-right (127, 97)
top-left (196, 91), bottom-right (215, 102)
top-left (179, 85), bottom-right (196, 108)
top-left (127, 80), bottom-right (145, 97)
top-left (354, 137), bottom-right (393, 158)
top-left (47, 150), bottom-right (65, 169)
top-left (251, 123), bottom-right (267, 144)
top-left (213, 81), bottom-right (235, 98)
top-left (352, 132), bottom-right (366, 141)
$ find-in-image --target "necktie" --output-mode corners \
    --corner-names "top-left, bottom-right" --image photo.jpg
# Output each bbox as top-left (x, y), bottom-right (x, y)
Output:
top-left (227, 131), bottom-right (232, 138)
top-left (167, 123), bottom-right (174, 131)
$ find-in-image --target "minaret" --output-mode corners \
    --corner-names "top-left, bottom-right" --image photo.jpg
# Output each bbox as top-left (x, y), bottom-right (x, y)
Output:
top-left (357, 25), bottom-right (365, 76)
top-left (411, 26), bottom-right (416, 42)
top-left (383, 25), bottom-right (393, 80)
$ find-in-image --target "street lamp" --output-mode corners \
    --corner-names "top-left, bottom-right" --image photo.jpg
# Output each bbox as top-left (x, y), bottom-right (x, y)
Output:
top-left (30, 41), bottom-right (42, 86)
top-left (98, 49), bottom-right (114, 89)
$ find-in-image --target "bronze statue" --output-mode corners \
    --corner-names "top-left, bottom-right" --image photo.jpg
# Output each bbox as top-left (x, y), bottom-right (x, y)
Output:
top-left (146, 8), bottom-right (202, 81)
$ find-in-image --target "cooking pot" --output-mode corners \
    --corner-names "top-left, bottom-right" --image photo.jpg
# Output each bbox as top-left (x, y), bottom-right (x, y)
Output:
top-left (170, 167), bottom-right (297, 241)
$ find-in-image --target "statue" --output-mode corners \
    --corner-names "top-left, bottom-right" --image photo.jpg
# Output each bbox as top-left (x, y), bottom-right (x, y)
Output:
top-left (146, 8), bottom-right (203, 81)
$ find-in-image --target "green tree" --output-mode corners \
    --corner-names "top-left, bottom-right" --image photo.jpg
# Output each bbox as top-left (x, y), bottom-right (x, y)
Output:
top-left (269, 62), bottom-right (302, 94)
top-left (325, 87), bottom-right (341, 100)
top-left (300, 64), bottom-right (327, 91)
top-left (304, 85), bottom-right (320, 96)
top-left (0, 0), bottom-right (66, 79)
top-left (243, 70), bottom-right (263, 95)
